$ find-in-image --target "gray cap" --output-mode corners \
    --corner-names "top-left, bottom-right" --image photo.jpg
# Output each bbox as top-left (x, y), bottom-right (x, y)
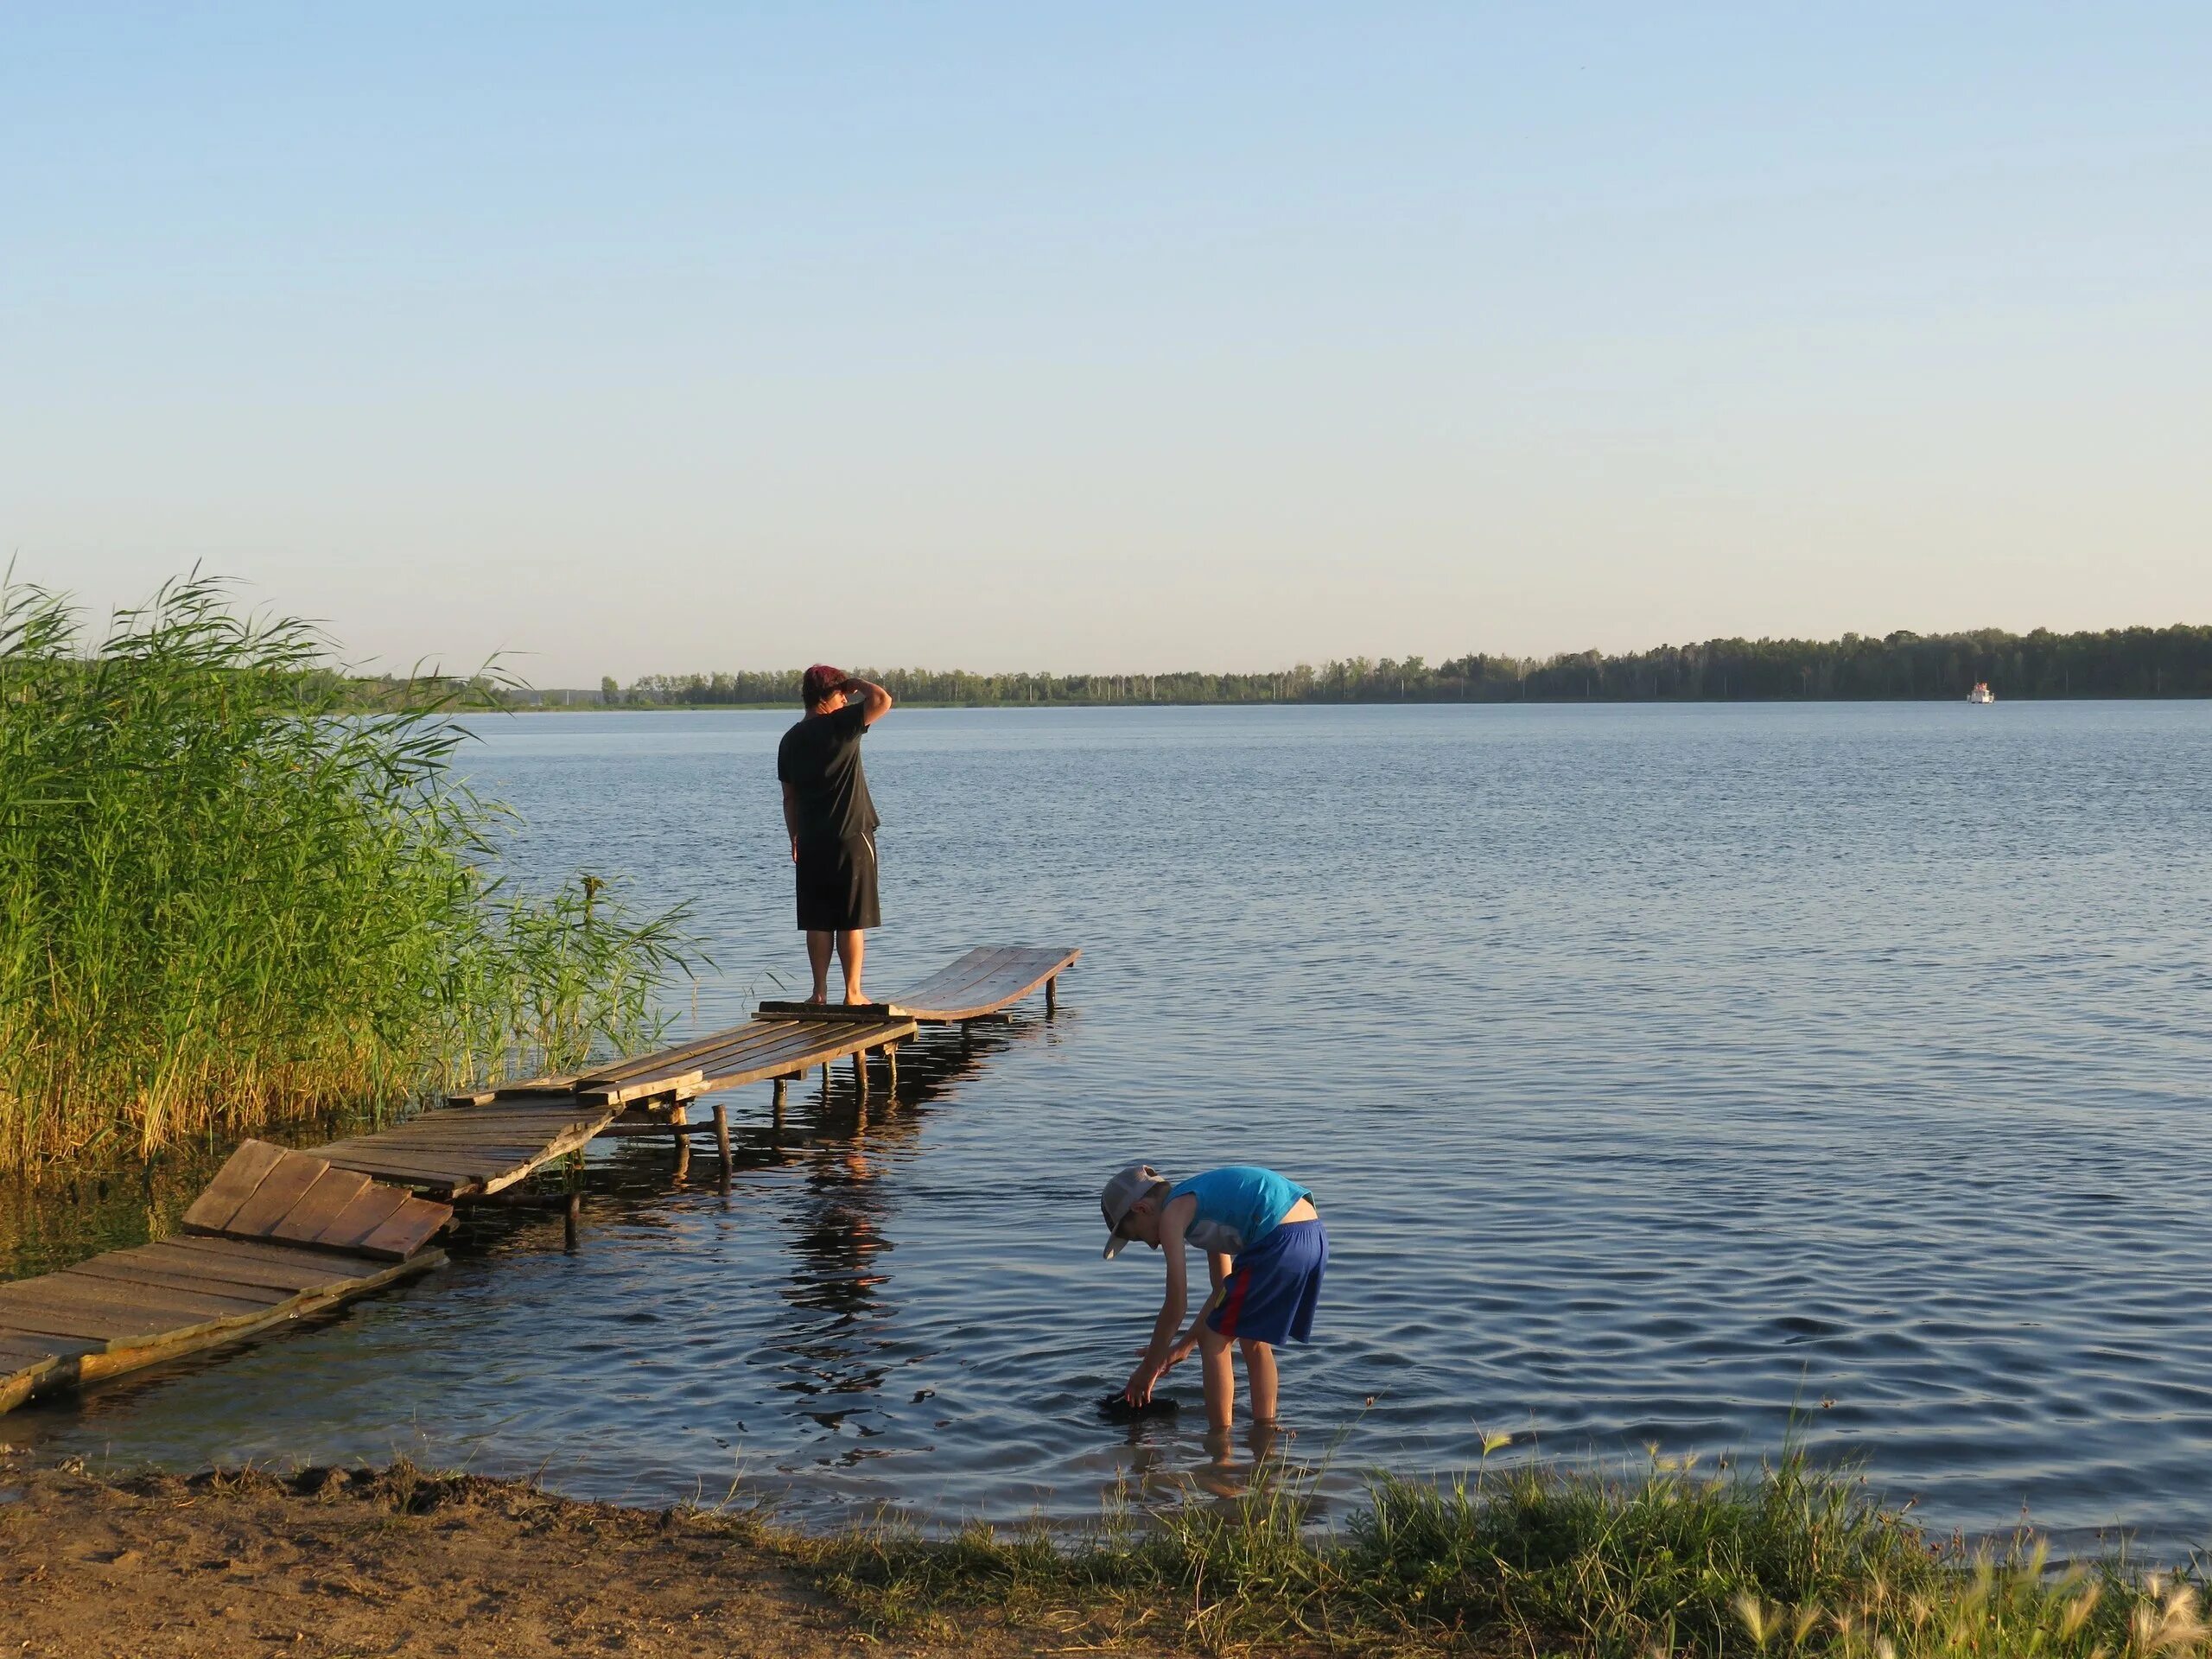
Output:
top-left (1101, 1163), bottom-right (1165, 1259)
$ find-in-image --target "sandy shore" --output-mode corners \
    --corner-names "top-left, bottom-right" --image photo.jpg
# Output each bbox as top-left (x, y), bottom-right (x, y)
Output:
top-left (0, 1454), bottom-right (1160, 1658)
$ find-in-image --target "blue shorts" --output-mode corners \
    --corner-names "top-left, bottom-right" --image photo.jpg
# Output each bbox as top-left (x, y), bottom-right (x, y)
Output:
top-left (1207, 1218), bottom-right (1327, 1346)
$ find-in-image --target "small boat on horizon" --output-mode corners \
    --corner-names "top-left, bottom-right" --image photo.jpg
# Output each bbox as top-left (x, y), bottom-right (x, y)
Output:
top-left (1968, 682), bottom-right (1996, 704)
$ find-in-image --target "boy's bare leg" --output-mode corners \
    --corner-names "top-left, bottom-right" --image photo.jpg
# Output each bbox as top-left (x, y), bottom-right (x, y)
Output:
top-left (836, 929), bottom-right (866, 1002)
top-left (1238, 1339), bottom-right (1279, 1425)
top-left (805, 931), bottom-right (834, 1001)
top-left (1198, 1321), bottom-right (1236, 1432)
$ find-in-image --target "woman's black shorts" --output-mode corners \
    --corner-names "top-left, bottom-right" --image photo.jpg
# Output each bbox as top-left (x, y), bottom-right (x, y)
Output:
top-left (795, 833), bottom-right (880, 931)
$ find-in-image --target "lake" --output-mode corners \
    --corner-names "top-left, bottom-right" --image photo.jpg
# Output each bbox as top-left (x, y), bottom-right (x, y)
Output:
top-left (11, 702), bottom-right (2212, 1554)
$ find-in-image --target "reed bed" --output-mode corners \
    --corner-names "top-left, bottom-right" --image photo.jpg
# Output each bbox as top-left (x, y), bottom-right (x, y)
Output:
top-left (0, 573), bottom-right (696, 1173)
top-left (799, 1449), bottom-right (2202, 1657)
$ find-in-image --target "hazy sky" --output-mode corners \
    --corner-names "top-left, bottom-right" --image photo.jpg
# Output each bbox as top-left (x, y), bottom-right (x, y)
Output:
top-left (4, 4), bottom-right (2207, 684)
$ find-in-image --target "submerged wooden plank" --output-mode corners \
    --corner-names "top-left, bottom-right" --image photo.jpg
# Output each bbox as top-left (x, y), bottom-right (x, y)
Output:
top-left (179, 1140), bottom-right (290, 1233)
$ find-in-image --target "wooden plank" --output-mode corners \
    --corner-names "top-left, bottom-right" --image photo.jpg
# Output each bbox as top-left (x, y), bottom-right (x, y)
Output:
top-left (354, 1197), bottom-right (452, 1261)
top-left (2, 1249), bottom-right (448, 1413)
top-left (576, 1022), bottom-right (761, 1087)
top-left (0, 1332), bottom-right (97, 1363)
top-left (579, 1067), bottom-right (705, 1108)
top-left (891, 946), bottom-right (1078, 1021)
top-left (754, 1001), bottom-right (913, 1021)
top-left (212, 1148), bottom-right (334, 1239)
top-left (0, 1300), bottom-right (162, 1345)
top-left (893, 945), bottom-right (1025, 1010)
top-left (3, 1271), bottom-right (260, 1325)
top-left (268, 1166), bottom-right (377, 1244)
top-left (919, 944), bottom-right (1071, 1007)
top-left (134, 1240), bottom-right (362, 1293)
top-left (52, 1266), bottom-right (276, 1317)
top-left (692, 1019), bottom-right (916, 1091)
top-left (57, 1258), bottom-right (289, 1310)
top-left (179, 1139), bottom-right (290, 1233)
top-left (312, 1160), bottom-right (466, 1195)
top-left (144, 1236), bottom-right (372, 1282)
top-left (312, 1183), bottom-right (413, 1251)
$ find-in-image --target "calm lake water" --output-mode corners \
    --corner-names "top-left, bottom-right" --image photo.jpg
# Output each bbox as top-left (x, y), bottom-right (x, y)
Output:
top-left (12, 703), bottom-right (2212, 1552)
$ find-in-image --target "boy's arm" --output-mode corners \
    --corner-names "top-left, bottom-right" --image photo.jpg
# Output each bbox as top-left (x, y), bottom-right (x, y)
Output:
top-left (1164, 1254), bottom-right (1234, 1368)
top-left (780, 782), bottom-right (800, 860)
top-left (1122, 1207), bottom-right (1192, 1404)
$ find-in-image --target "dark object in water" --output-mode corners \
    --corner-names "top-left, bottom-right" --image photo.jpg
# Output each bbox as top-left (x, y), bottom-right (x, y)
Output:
top-left (1098, 1390), bottom-right (1180, 1421)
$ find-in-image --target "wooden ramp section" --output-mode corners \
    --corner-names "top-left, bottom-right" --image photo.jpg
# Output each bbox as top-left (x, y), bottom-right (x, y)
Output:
top-left (3, 1142), bottom-right (447, 1416)
top-left (309, 1096), bottom-right (616, 1199)
top-left (571, 1015), bottom-right (917, 1109)
top-left (759, 945), bottom-right (1079, 1025)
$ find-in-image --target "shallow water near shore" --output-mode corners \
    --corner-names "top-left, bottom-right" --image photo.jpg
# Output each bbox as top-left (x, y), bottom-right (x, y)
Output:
top-left (10, 702), bottom-right (2212, 1554)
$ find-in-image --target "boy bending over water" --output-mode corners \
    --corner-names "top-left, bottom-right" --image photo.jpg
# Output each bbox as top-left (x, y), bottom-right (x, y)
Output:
top-left (1103, 1164), bottom-right (1327, 1431)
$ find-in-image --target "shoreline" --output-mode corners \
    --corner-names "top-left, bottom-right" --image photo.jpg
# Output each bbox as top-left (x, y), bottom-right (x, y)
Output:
top-left (4, 1446), bottom-right (2195, 1659)
top-left (0, 1456), bottom-right (1117, 1659)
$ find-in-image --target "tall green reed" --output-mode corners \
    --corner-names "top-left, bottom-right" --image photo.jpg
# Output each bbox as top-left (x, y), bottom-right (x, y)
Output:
top-left (0, 572), bottom-right (698, 1173)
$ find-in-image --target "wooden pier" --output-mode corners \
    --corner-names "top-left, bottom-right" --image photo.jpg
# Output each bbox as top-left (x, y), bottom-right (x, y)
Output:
top-left (309, 1095), bottom-right (618, 1199)
top-left (2, 1142), bottom-right (448, 1414)
top-left (2, 944), bottom-right (1076, 1414)
top-left (757, 944), bottom-right (1080, 1023)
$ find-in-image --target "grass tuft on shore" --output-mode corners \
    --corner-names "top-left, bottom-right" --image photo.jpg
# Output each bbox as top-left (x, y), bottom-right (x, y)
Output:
top-left (799, 1450), bottom-right (2199, 1656)
top-left (0, 572), bottom-right (698, 1173)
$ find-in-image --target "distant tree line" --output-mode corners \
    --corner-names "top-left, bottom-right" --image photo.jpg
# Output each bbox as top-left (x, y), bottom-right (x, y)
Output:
top-left (601, 625), bottom-right (2212, 707)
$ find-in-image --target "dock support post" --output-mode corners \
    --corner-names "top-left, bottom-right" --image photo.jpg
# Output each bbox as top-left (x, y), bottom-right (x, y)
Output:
top-left (1046, 974), bottom-right (1058, 1014)
top-left (713, 1101), bottom-right (731, 1191)
top-left (564, 1190), bottom-right (580, 1252)
top-left (671, 1127), bottom-right (690, 1183)
top-left (887, 1044), bottom-right (899, 1092)
top-left (853, 1050), bottom-right (868, 1101)
top-left (772, 1076), bottom-right (788, 1128)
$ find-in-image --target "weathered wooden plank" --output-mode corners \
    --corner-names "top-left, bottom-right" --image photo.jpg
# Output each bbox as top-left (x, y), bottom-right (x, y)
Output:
top-left (57, 1257), bottom-right (289, 1311)
top-left (0, 1332), bottom-right (97, 1364)
top-left (135, 1240), bottom-right (362, 1293)
top-left (144, 1235), bottom-right (374, 1279)
top-left (268, 1166), bottom-right (377, 1244)
top-left (891, 944), bottom-right (1025, 1010)
top-left (312, 1183), bottom-right (412, 1251)
top-left (53, 1266), bottom-right (276, 1317)
top-left (4, 1271), bottom-right (259, 1325)
top-left (179, 1139), bottom-right (290, 1233)
top-left (0, 1298), bottom-right (164, 1344)
top-left (354, 1197), bottom-right (451, 1261)
top-left (888, 946), bottom-right (1078, 1022)
top-left (754, 1001), bottom-right (914, 1021)
top-left (214, 1148), bottom-right (334, 1239)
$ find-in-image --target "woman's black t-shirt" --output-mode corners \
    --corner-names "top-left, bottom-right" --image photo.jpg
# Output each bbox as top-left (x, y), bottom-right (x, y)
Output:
top-left (777, 703), bottom-right (880, 845)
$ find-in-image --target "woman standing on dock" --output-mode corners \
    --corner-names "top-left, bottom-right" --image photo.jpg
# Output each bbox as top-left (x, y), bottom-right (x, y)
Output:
top-left (779, 664), bottom-right (894, 1003)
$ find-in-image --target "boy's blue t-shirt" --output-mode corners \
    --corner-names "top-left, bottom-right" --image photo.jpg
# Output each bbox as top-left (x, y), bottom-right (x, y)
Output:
top-left (1168, 1166), bottom-right (1312, 1257)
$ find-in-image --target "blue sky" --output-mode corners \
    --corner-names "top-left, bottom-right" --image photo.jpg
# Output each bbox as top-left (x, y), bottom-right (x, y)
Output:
top-left (3, 4), bottom-right (2207, 681)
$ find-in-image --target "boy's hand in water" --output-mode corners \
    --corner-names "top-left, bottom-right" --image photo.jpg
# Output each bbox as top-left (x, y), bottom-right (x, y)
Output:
top-left (1123, 1355), bottom-right (1165, 1405)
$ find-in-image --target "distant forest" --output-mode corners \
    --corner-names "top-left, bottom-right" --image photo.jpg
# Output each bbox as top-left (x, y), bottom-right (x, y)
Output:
top-left (581, 624), bottom-right (2212, 708)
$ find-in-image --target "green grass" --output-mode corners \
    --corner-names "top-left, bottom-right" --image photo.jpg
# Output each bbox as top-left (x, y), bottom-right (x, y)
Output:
top-left (0, 571), bottom-right (699, 1173)
top-left (790, 1449), bottom-right (2204, 1657)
